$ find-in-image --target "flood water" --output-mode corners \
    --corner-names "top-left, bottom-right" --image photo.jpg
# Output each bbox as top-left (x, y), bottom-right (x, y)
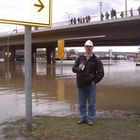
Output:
top-left (0, 60), bottom-right (140, 123)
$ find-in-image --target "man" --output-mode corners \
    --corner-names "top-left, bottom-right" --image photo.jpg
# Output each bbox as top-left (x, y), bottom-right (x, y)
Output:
top-left (72, 40), bottom-right (104, 125)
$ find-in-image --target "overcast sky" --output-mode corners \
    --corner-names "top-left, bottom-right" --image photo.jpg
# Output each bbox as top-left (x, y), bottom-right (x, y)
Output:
top-left (52, 0), bottom-right (140, 22)
top-left (0, 0), bottom-right (140, 52)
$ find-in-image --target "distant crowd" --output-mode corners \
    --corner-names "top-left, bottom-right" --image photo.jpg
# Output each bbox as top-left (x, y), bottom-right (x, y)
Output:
top-left (69, 15), bottom-right (91, 25)
top-left (69, 6), bottom-right (140, 25)
top-left (102, 6), bottom-right (140, 20)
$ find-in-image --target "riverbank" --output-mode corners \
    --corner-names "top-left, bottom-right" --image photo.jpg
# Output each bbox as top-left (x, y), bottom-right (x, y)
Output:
top-left (0, 116), bottom-right (140, 140)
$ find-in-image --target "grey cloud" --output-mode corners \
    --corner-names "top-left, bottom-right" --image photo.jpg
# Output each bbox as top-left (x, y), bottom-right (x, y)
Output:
top-left (54, 0), bottom-right (138, 22)
top-left (69, 0), bottom-right (124, 17)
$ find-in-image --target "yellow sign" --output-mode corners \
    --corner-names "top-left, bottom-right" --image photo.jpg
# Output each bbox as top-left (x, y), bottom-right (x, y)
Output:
top-left (58, 39), bottom-right (65, 58)
top-left (0, 0), bottom-right (52, 27)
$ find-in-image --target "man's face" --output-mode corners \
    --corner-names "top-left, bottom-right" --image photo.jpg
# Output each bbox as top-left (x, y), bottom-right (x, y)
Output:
top-left (84, 45), bottom-right (93, 53)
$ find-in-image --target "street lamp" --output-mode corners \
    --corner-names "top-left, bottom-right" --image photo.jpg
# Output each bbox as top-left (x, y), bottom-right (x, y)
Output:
top-left (65, 12), bottom-right (71, 25)
top-left (65, 12), bottom-right (71, 20)
top-left (99, 1), bottom-right (103, 20)
top-left (15, 25), bottom-right (18, 33)
top-left (125, 0), bottom-right (127, 17)
top-left (7, 29), bottom-right (16, 61)
top-left (5, 29), bottom-right (16, 79)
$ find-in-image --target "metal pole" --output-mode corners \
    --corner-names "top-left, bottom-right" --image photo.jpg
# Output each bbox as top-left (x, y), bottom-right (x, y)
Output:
top-left (24, 26), bottom-right (32, 131)
top-left (65, 12), bottom-right (70, 20)
top-left (15, 25), bottom-right (18, 33)
top-left (61, 59), bottom-right (63, 76)
top-left (65, 12), bottom-right (71, 25)
top-left (7, 29), bottom-right (16, 61)
top-left (6, 36), bottom-right (10, 79)
top-left (125, 0), bottom-right (127, 17)
top-left (6, 29), bottom-right (16, 79)
top-left (99, 1), bottom-right (103, 20)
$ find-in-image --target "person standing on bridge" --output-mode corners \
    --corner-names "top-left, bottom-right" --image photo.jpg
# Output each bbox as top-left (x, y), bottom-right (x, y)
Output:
top-left (72, 40), bottom-right (104, 125)
top-left (120, 11), bottom-right (124, 18)
top-left (130, 8), bottom-right (133, 17)
top-left (138, 6), bottom-right (140, 15)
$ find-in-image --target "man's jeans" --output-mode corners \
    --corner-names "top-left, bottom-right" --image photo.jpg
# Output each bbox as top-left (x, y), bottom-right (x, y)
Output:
top-left (78, 84), bottom-right (96, 121)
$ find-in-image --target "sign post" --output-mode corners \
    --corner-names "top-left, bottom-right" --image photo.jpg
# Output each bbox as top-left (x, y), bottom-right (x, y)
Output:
top-left (0, 0), bottom-right (52, 131)
top-left (58, 39), bottom-right (65, 58)
top-left (24, 26), bottom-right (32, 131)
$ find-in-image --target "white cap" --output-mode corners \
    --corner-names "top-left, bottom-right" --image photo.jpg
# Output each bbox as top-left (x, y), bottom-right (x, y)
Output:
top-left (84, 40), bottom-right (93, 46)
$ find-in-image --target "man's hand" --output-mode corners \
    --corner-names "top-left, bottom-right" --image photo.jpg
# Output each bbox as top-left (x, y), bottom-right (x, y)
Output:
top-left (79, 63), bottom-right (85, 70)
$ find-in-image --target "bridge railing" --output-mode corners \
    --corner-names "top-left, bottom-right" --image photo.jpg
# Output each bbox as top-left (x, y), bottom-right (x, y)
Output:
top-left (39, 8), bottom-right (140, 29)
top-left (0, 8), bottom-right (140, 36)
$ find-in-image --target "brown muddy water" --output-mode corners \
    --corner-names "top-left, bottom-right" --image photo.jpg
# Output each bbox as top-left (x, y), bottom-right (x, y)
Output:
top-left (0, 60), bottom-right (140, 123)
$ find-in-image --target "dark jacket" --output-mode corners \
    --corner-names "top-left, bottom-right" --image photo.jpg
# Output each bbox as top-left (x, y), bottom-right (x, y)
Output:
top-left (72, 54), bottom-right (104, 88)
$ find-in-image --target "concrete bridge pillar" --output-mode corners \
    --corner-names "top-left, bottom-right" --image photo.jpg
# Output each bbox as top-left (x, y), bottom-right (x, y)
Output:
top-left (46, 46), bottom-right (56, 64)
top-left (46, 47), bottom-right (51, 64)
top-left (51, 46), bottom-right (56, 64)
top-left (3, 46), bottom-right (16, 62)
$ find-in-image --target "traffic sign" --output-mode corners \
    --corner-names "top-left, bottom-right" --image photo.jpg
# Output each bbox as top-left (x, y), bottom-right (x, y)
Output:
top-left (58, 39), bottom-right (65, 58)
top-left (0, 0), bottom-right (52, 26)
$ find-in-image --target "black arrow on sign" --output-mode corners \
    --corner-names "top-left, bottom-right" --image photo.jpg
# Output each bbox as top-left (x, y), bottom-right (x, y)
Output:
top-left (34, 0), bottom-right (44, 12)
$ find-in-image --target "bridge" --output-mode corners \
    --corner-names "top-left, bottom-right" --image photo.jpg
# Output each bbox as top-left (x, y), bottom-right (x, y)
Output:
top-left (0, 14), bottom-right (140, 63)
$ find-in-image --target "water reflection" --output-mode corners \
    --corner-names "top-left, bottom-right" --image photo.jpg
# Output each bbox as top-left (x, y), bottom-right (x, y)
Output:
top-left (0, 60), bottom-right (140, 123)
